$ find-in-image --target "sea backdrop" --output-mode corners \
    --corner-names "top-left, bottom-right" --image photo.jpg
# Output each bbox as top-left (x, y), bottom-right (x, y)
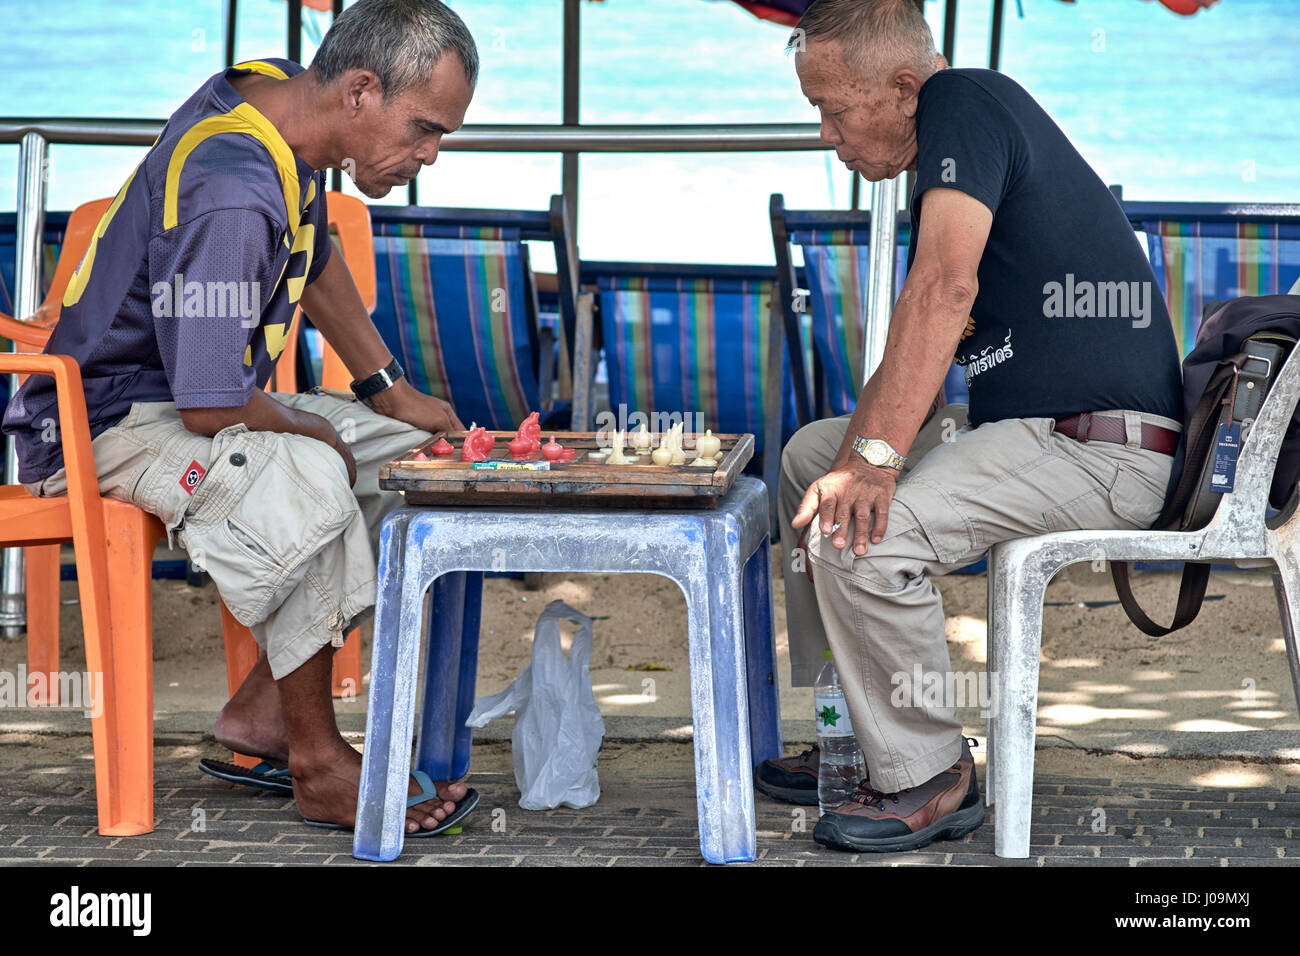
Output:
top-left (0, 0), bottom-right (1297, 268)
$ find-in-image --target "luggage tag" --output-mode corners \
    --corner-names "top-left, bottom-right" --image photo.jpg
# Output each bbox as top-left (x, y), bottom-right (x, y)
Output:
top-left (1211, 422), bottom-right (1241, 493)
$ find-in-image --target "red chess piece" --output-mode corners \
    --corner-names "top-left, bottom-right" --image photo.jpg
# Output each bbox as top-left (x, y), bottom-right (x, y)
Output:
top-left (411, 450), bottom-right (430, 462)
top-left (542, 435), bottom-right (563, 461)
top-left (558, 448), bottom-right (576, 462)
top-left (430, 437), bottom-right (454, 458)
top-left (511, 411), bottom-right (543, 456)
top-left (460, 426), bottom-right (494, 462)
top-left (507, 435), bottom-right (532, 458)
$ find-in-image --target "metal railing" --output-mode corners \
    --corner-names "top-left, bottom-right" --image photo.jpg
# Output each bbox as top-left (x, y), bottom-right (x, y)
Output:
top-left (0, 115), bottom-right (901, 637)
top-left (0, 118), bottom-right (835, 151)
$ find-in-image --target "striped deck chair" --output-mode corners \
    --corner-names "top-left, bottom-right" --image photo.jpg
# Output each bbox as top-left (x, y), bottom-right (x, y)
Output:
top-left (582, 260), bottom-right (793, 526)
top-left (770, 194), bottom-right (969, 429)
top-left (367, 197), bottom-right (585, 432)
top-left (1126, 202), bottom-right (1300, 356)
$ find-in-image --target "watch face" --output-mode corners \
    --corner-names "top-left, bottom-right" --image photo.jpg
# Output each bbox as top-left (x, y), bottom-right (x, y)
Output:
top-left (864, 440), bottom-right (889, 465)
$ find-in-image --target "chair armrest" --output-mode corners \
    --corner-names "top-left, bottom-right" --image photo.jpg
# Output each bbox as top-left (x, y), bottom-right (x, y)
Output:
top-left (0, 308), bottom-right (56, 350)
top-left (0, 351), bottom-right (113, 682)
top-left (0, 353), bottom-right (97, 494)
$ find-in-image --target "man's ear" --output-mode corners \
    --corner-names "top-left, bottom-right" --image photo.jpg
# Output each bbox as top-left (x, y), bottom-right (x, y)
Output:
top-left (343, 69), bottom-right (381, 113)
top-left (895, 68), bottom-right (924, 118)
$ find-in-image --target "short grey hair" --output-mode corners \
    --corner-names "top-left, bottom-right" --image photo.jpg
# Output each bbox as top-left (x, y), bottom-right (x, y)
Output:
top-left (788, 0), bottom-right (938, 80)
top-left (311, 0), bottom-right (480, 98)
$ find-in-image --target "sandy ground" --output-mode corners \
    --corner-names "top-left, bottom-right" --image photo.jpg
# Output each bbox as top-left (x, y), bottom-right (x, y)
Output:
top-left (1, 540), bottom-right (1297, 780)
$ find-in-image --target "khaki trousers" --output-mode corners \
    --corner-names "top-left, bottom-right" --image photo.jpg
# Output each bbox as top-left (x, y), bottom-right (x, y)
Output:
top-left (30, 390), bottom-right (430, 679)
top-left (777, 405), bottom-right (1178, 791)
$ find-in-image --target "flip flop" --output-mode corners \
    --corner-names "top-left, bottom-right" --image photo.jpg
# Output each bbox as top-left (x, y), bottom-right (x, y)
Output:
top-left (302, 770), bottom-right (478, 838)
top-left (199, 757), bottom-right (294, 794)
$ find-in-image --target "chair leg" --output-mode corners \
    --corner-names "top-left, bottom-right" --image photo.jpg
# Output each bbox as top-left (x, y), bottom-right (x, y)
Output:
top-left (25, 544), bottom-right (62, 705)
top-left (742, 537), bottom-right (781, 767)
top-left (687, 522), bottom-right (756, 864)
top-left (331, 627), bottom-right (362, 699)
top-left (93, 501), bottom-right (163, 836)
top-left (984, 563), bottom-right (996, 808)
top-left (989, 540), bottom-right (1051, 859)
top-left (218, 603), bottom-right (262, 770)
top-left (1268, 562), bottom-right (1300, 720)
top-left (354, 511), bottom-right (423, 862)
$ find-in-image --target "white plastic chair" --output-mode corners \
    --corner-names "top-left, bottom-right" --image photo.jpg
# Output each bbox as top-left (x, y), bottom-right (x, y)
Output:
top-left (985, 339), bottom-right (1300, 858)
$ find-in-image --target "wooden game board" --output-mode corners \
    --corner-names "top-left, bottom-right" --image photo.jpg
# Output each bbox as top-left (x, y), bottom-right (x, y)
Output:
top-left (380, 431), bottom-right (755, 508)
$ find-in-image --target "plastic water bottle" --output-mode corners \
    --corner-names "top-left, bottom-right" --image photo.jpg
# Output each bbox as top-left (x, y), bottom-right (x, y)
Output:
top-left (815, 649), bottom-right (867, 812)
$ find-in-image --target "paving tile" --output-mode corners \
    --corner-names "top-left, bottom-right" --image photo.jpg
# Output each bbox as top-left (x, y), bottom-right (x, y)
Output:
top-left (6, 738), bottom-right (1300, 867)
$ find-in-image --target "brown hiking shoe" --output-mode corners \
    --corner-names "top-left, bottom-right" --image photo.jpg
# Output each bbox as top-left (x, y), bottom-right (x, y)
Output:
top-left (753, 746), bottom-right (822, 805)
top-left (812, 737), bottom-right (984, 852)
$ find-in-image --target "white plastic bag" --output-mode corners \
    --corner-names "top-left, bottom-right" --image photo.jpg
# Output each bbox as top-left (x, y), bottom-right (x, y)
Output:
top-left (465, 600), bottom-right (605, 810)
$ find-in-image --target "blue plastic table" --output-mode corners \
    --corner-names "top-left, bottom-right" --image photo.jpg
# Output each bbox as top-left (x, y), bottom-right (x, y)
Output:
top-left (352, 475), bottom-right (781, 863)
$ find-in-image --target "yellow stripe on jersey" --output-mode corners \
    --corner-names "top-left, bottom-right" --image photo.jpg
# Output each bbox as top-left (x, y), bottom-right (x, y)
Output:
top-left (286, 224), bottom-right (316, 304)
top-left (263, 322), bottom-right (291, 361)
top-left (163, 103), bottom-right (301, 235)
top-left (231, 60), bottom-right (290, 81)
top-left (63, 165), bottom-right (142, 308)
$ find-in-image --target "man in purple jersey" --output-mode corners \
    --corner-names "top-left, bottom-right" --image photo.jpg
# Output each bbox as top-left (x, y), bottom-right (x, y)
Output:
top-left (3, 0), bottom-right (482, 835)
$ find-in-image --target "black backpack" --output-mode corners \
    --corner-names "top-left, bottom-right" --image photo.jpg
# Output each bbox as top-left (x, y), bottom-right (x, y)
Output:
top-left (1111, 294), bottom-right (1300, 637)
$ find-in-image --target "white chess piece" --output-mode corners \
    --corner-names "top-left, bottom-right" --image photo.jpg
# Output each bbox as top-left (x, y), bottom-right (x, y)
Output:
top-left (606, 429), bottom-right (630, 465)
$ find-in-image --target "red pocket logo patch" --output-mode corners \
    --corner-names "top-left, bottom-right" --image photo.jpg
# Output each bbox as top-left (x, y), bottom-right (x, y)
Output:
top-left (179, 460), bottom-right (206, 495)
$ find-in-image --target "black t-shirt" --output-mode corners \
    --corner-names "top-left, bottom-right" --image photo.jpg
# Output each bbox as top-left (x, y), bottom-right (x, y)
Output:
top-left (907, 68), bottom-right (1182, 426)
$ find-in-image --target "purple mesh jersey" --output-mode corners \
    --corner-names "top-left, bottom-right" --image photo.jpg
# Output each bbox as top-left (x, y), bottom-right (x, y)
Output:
top-left (3, 58), bottom-right (333, 483)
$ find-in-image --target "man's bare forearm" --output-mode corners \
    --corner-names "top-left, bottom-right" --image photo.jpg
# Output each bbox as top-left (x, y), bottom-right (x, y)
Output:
top-left (297, 250), bottom-right (394, 382)
top-left (296, 250), bottom-right (460, 426)
top-left (179, 388), bottom-right (333, 441)
top-left (831, 277), bottom-right (974, 470)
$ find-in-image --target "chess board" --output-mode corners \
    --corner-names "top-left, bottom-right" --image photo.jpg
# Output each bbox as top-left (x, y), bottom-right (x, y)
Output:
top-left (380, 430), bottom-right (754, 508)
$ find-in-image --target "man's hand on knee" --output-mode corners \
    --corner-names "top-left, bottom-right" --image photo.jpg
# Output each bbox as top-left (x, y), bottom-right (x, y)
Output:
top-left (180, 392), bottom-right (358, 485)
top-left (791, 458), bottom-right (897, 556)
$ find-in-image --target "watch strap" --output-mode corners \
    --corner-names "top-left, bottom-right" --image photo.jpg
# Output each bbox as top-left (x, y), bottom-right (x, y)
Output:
top-left (851, 435), bottom-right (906, 471)
top-left (350, 358), bottom-right (404, 402)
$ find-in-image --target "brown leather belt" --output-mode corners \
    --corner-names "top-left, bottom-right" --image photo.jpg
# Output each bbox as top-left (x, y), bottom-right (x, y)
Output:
top-left (1053, 412), bottom-right (1179, 455)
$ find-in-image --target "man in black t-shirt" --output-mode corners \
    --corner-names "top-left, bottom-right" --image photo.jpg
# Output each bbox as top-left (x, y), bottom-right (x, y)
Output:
top-left (757, 0), bottom-right (1182, 853)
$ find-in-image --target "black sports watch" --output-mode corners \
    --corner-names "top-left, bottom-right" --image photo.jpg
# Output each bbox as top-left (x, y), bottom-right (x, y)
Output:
top-left (350, 358), bottom-right (404, 406)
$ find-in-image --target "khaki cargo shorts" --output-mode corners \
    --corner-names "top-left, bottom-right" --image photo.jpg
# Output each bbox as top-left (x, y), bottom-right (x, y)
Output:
top-left (29, 390), bottom-right (431, 678)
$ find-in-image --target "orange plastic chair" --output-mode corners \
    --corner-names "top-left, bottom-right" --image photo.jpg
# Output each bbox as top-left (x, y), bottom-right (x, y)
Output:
top-left (3, 198), bottom-right (115, 704)
top-left (0, 351), bottom-right (165, 835)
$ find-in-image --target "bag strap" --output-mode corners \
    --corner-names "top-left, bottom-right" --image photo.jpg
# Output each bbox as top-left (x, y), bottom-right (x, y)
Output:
top-left (1110, 561), bottom-right (1212, 637)
top-left (1108, 352), bottom-right (1248, 636)
top-left (1153, 357), bottom-right (1241, 529)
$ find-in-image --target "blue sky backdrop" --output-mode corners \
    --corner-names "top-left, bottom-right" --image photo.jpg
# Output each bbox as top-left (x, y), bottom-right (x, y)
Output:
top-left (1, 0), bottom-right (1295, 265)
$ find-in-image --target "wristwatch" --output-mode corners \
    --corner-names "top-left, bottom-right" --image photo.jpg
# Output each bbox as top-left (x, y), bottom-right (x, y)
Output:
top-left (350, 358), bottom-right (404, 407)
top-left (851, 436), bottom-right (906, 472)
